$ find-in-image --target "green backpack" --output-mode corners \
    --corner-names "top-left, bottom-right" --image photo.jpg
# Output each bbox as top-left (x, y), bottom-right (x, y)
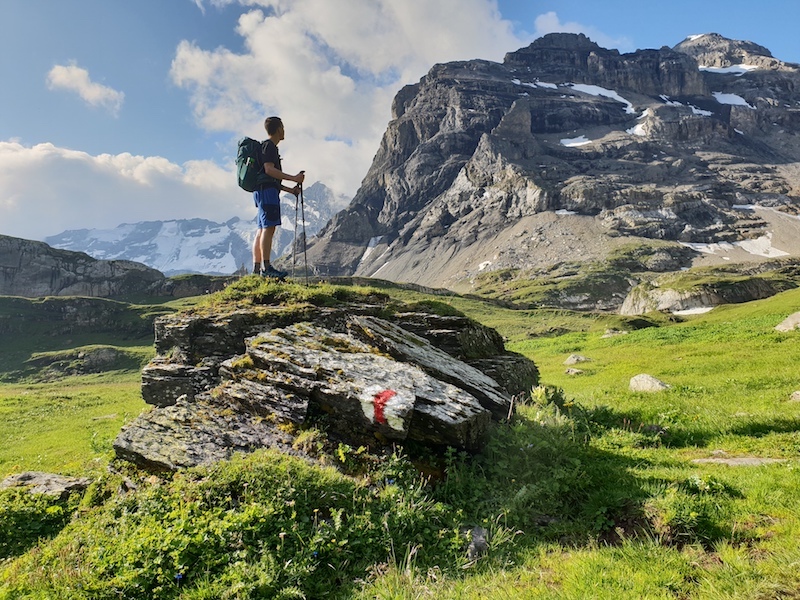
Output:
top-left (236, 137), bottom-right (269, 192)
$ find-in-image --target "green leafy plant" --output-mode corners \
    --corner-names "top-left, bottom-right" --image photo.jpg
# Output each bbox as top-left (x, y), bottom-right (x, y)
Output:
top-left (0, 488), bottom-right (81, 559)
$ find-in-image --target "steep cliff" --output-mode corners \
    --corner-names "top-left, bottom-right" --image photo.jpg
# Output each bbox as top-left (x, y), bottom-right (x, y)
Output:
top-left (0, 234), bottom-right (165, 298)
top-left (303, 33), bottom-right (800, 297)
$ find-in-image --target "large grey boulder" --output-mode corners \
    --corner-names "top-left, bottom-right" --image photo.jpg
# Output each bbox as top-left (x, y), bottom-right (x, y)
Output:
top-left (116, 306), bottom-right (536, 470)
top-left (348, 315), bottom-right (511, 420)
top-left (113, 394), bottom-right (302, 471)
top-left (630, 374), bottom-right (671, 392)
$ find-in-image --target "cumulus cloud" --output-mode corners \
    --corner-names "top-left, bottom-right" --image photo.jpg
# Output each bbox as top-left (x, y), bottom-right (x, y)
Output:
top-left (9, 1), bottom-right (598, 242)
top-left (0, 141), bottom-right (246, 240)
top-left (533, 11), bottom-right (634, 53)
top-left (172, 0), bottom-right (523, 196)
top-left (46, 62), bottom-right (125, 116)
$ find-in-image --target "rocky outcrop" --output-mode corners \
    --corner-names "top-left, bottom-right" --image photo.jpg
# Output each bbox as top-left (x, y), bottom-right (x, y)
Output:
top-left (620, 263), bottom-right (798, 314)
top-left (302, 32), bottom-right (800, 297)
top-left (620, 280), bottom-right (789, 315)
top-left (505, 33), bottom-right (707, 97)
top-left (114, 304), bottom-right (538, 470)
top-left (1, 472), bottom-right (91, 498)
top-left (0, 235), bottom-right (164, 298)
top-left (673, 33), bottom-right (782, 70)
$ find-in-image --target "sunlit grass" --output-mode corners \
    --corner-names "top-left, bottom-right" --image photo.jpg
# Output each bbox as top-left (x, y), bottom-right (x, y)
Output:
top-left (0, 374), bottom-right (147, 476)
top-left (4, 282), bottom-right (800, 597)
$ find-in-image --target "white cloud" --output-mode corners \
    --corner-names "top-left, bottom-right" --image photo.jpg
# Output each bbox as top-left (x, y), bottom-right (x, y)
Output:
top-left (11, 3), bottom-right (636, 243)
top-left (46, 63), bottom-right (125, 116)
top-left (171, 0), bottom-right (523, 197)
top-left (533, 11), bottom-right (634, 53)
top-left (0, 141), bottom-right (248, 240)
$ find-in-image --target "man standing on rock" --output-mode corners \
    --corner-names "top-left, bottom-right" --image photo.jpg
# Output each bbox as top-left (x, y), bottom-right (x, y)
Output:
top-left (252, 116), bottom-right (305, 278)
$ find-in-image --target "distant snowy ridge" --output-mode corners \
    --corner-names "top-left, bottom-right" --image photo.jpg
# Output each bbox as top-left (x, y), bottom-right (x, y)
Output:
top-left (46, 182), bottom-right (349, 275)
top-left (48, 217), bottom-right (259, 276)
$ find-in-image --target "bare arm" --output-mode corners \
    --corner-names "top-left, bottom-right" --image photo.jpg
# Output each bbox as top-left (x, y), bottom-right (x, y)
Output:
top-left (264, 163), bottom-right (305, 184)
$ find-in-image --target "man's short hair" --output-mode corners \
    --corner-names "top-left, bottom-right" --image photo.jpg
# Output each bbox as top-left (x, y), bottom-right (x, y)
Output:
top-left (265, 116), bottom-right (283, 135)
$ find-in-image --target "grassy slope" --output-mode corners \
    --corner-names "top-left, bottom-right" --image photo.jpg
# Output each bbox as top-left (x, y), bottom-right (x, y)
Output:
top-left (349, 285), bottom-right (800, 598)
top-left (0, 375), bottom-right (145, 476)
top-left (0, 295), bottom-right (205, 476)
top-left (2, 282), bottom-right (800, 598)
top-left (508, 288), bottom-right (800, 456)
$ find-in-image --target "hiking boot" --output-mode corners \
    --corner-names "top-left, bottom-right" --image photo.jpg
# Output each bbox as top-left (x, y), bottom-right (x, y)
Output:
top-left (262, 265), bottom-right (287, 280)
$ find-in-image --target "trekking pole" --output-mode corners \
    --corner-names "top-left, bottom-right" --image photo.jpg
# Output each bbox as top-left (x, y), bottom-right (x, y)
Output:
top-left (300, 182), bottom-right (309, 287)
top-left (292, 187), bottom-right (299, 280)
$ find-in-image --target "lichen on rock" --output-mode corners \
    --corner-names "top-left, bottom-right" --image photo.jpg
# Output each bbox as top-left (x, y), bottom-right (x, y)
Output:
top-left (115, 302), bottom-right (538, 470)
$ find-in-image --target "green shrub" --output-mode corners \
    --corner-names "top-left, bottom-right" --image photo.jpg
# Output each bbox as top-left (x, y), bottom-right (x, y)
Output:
top-left (0, 488), bottom-right (81, 559)
top-left (645, 475), bottom-right (740, 546)
top-left (1, 450), bottom-right (468, 599)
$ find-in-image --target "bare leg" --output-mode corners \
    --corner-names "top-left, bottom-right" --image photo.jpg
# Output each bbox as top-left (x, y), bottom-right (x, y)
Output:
top-left (260, 226), bottom-right (276, 267)
top-left (253, 229), bottom-right (263, 269)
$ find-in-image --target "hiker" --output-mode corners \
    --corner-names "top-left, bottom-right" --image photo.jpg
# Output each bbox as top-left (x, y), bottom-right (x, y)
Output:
top-left (252, 116), bottom-right (305, 277)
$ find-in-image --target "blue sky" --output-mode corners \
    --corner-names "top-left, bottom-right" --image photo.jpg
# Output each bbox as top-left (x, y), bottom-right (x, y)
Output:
top-left (1, 0), bottom-right (798, 241)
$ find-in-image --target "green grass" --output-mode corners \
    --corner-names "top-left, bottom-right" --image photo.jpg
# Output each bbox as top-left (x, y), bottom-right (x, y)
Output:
top-left (3, 283), bottom-right (800, 598)
top-left (199, 275), bottom-right (394, 309)
top-left (505, 289), bottom-right (800, 456)
top-left (0, 375), bottom-right (148, 477)
top-left (466, 263), bottom-right (634, 308)
top-left (0, 295), bottom-right (169, 475)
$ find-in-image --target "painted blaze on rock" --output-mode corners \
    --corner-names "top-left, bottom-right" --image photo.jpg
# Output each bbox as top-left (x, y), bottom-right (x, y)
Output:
top-left (371, 389), bottom-right (396, 424)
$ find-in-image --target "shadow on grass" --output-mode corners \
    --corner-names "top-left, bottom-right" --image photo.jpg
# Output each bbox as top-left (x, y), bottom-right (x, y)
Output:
top-left (0, 489), bottom-right (79, 561)
top-left (728, 417), bottom-right (800, 438)
top-left (429, 406), bottom-right (658, 548)
top-left (586, 408), bottom-right (800, 449)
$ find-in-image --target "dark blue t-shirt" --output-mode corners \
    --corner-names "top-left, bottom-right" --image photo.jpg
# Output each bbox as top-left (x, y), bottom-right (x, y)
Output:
top-left (258, 140), bottom-right (281, 190)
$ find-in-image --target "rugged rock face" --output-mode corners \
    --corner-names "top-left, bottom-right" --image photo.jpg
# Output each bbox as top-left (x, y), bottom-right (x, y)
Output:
top-left (303, 32), bottom-right (800, 299)
top-left (0, 295), bottom-right (155, 338)
top-left (673, 33), bottom-right (780, 70)
top-left (0, 234), bottom-right (240, 299)
top-left (0, 234), bottom-right (164, 298)
top-left (620, 275), bottom-right (795, 315)
top-left (619, 259), bottom-right (800, 314)
top-left (115, 304), bottom-right (538, 470)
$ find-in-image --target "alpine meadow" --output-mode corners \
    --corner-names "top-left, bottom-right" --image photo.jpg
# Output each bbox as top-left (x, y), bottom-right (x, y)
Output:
top-left (1, 277), bottom-right (800, 598)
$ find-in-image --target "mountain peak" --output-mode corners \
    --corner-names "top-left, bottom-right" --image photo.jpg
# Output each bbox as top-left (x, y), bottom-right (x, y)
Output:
top-left (504, 32), bottom-right (608, 68)
top-left (525, 32), bottom-right (601, 51)
top-left (673, 33), bottom-right (779, 69)
top-left (302, 33), bottom-right (800, 302)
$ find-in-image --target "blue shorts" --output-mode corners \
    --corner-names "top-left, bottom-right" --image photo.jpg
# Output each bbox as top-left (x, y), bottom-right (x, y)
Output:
top-left (254, 187), bottom-right (281, 228)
